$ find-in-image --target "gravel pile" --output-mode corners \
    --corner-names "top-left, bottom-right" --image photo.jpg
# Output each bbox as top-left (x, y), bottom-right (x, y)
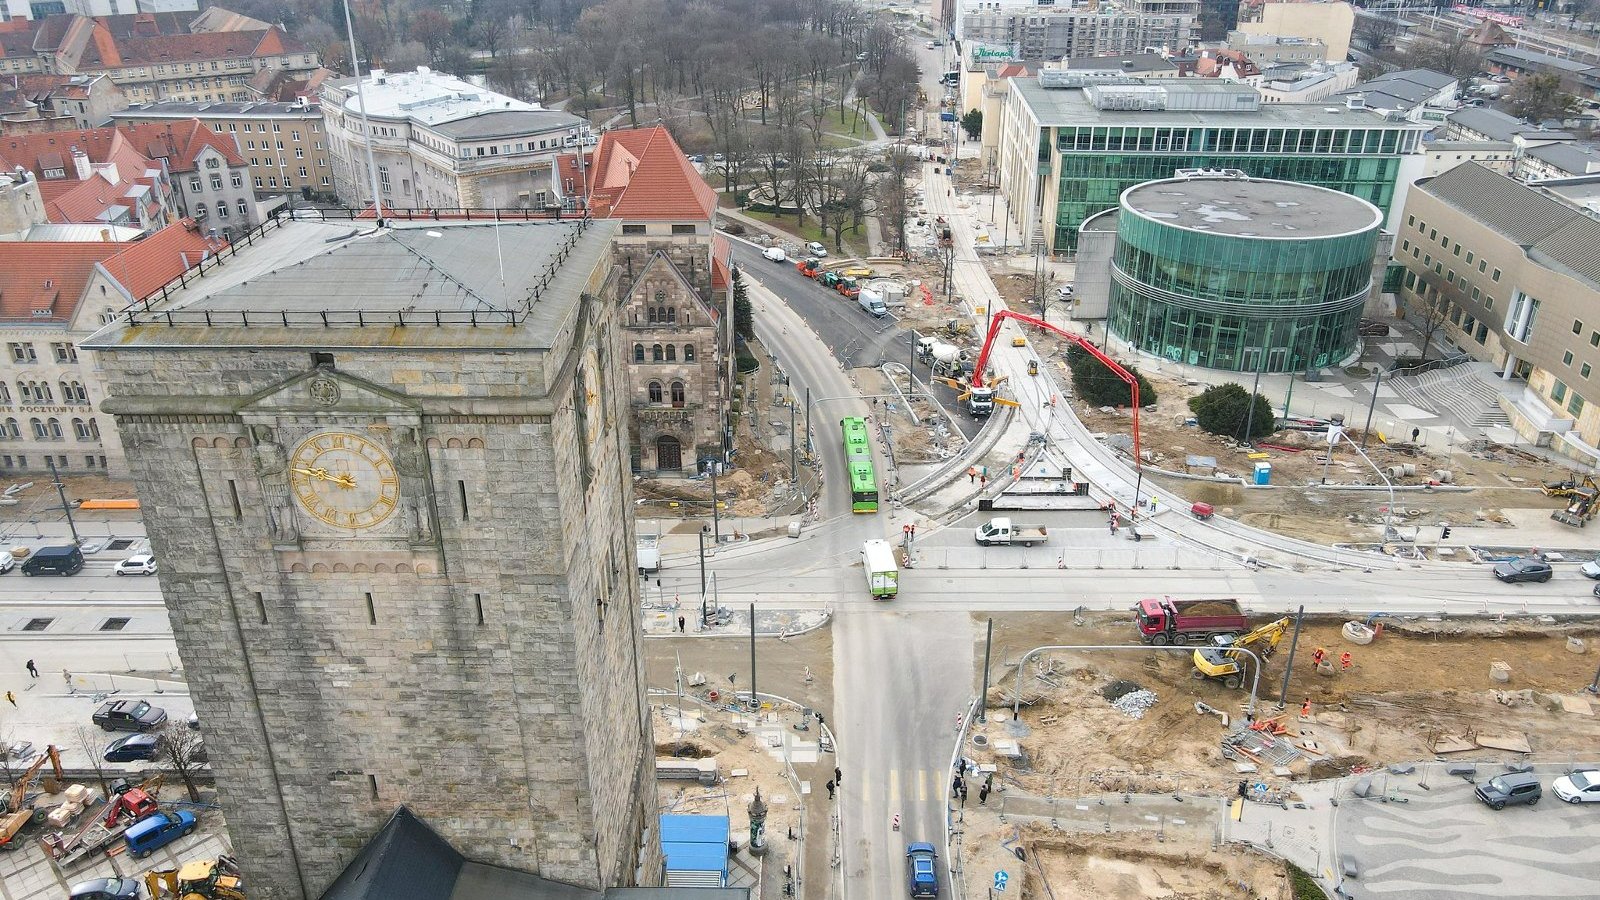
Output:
top-left (1110, 689), bottom-right (1159, 719)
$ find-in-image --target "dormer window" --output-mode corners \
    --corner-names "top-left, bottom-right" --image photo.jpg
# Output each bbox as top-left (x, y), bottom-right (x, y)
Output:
top-left (43, 168), bottom-right (64, 179)
top-left (31, 309), bottom-right (50, 317)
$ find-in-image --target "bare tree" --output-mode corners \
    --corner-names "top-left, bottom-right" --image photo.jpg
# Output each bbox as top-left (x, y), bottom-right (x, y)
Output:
top-left (1399, 30), bottom-right (1484, 81)
top-left (73, 725), bottom-right (110, 800)
top-left (1507, 73), bottom-right (1581, 123)
top-left (159, 726), bottom-right (207, 804)
top-left (409, 9), bottom-right (454, 63)
top-left (473, 17), bottom-right (510, 59)
top-left (877, 146), bottom-right (918, 254)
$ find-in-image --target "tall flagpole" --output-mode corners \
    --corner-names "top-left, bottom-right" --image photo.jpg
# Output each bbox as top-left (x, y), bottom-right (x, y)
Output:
top-left (342, 0), bottom-right (386, 223)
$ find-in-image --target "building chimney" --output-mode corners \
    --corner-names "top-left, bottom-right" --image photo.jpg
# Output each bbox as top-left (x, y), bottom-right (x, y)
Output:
top-left (70, 147), bottom-right (90, 181)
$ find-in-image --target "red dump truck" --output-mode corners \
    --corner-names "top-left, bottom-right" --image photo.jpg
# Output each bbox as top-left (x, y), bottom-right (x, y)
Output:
top-left (1134, 597), bottom-right (1247, 645)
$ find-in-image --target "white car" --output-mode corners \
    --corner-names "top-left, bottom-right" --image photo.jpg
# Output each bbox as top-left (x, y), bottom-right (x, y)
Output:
top-left (1554, 770), bottom-right (1600, 803)
top-left (805, 241), bottom-right (828, 257)
top-left (0, 553), bottom-right (13, 574)
top-left (115, 555), bottom-right (157, 576)
top-left (1582, 560), bottom-right (1600, 579)
top-left (762, 245), bottom-right (788, 263)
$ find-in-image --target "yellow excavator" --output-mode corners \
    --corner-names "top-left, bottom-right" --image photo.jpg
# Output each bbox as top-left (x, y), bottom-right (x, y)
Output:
top-left (0, 745), bottom-right (62, 848)
top-left (1540, 474), bottom-right (1598, 498)
top-left (1192, 617), bottom-right (1292, 689)
top-left (145, 856), bottom-right (245, 900)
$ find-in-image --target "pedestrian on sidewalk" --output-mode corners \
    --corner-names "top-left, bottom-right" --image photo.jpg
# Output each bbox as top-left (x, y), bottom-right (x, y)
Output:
top-left (4, 691), bottom-right (13, 707)
top-left (677, 615), bottom-right (686, 633)
top-left (834, 766), bottom-right (842, 785)
top-left (978, 783), bottom-right (990, 805)
top-left (63, 669), bottom-right (73, 694)
top-left (25, 659), bottom-right (37, 678)
top-left (826, 780), bottom-right (836, 800)
top-left (968, 467), bottom-right (976, 483)
top-left (952, 774), bottom-right (964, 797)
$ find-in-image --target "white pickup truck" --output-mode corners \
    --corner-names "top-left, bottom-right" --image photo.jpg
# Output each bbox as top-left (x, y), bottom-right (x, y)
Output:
top-left (973, 517), bottom-right (1048, 546)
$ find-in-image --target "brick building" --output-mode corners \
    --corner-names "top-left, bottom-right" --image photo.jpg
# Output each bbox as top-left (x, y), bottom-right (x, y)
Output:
top-left (0, 126), bottom-right (173, 229)
top-left (561, 125), bottom-right (732, 474)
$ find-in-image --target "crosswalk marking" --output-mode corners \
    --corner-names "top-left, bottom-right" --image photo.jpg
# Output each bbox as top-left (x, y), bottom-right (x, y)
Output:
top-left (888, 768), bottom-right (899, 805)
top-left (917, 769), bottom-right (927, 803)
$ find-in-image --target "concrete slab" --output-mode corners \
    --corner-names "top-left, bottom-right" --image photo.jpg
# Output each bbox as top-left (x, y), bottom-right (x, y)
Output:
top-left (1384, 403), bottom-right (1439, 420)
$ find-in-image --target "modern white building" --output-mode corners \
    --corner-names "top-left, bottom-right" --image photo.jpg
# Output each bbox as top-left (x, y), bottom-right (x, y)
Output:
top-left (958, 0), bottom-right (1200, 61)
top-left (321, 66), bottom-right (593, 212)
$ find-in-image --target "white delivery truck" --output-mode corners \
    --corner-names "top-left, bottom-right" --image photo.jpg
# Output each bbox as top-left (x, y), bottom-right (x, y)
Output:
top-left (973, 517), bottom-right (1048, 546)
top-left (862, 539), bottom-right (899, 599)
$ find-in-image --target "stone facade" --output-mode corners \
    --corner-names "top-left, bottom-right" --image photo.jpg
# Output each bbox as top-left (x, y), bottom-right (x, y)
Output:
top-left (84, 220), bottom-right (659, 900)
top-left (620, 248), bottom-right (724, 474)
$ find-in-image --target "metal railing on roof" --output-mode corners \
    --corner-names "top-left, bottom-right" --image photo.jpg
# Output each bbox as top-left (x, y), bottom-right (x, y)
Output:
top-left (122, 205), bottom-right (593, 329)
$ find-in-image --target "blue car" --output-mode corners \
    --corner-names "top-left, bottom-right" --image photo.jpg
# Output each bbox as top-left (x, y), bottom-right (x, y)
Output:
top-left (906, 842), bottom-right (939, 897)
top-left (125, 809), bottom-right (197, 858)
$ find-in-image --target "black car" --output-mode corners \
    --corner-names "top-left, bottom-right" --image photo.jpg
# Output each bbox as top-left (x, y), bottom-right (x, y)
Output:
top-left (1492, 558), bottom-right (1553, 583)
top-left (68, 878), bottom-right (141, 900)
top-left (104, 733), bottom-right (163, 763)
top-left (93, 699), bottom-right (168, 732)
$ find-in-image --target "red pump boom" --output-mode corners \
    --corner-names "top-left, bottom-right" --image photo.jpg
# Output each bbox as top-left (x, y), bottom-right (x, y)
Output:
top-left (968, 309), bottom-right (1142, 465)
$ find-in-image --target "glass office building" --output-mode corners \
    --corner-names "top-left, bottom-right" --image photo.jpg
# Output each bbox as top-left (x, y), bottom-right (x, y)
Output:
top-left (998, 78), bottom-right (1424, 253)
top-left (1107, 175), bottom-right (1382, 373)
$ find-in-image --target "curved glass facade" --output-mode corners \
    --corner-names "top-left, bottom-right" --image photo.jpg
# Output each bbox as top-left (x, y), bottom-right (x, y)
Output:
top-left (1106, 184), bottom-right (1380, 373)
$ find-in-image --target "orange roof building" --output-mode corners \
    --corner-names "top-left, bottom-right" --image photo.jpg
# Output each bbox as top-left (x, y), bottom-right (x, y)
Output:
top-left (560, 125), bottom-right (735, 475)
top-left (0, 217), bottom-right (223, 477)
top-left (0, 127), bottom-right (171, 230)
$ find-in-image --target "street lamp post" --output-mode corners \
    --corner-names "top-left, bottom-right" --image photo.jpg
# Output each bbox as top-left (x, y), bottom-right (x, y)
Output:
top-left (698, 525), bottom-right (710, 624)
top-left (46, 456), bottom-right (79, 545)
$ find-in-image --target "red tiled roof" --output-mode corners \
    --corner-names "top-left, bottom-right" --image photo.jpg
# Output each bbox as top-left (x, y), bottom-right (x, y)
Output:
top-left (0, 219), bottom-right (218, 320)
top-left (0, 129), bottom-right (163, 224)
top-left (711, 233), bottom-right (731, 290)
top-left (120, 119), bottom-right (245, 172)
top-left (580, 126), bottom-right (717, 221)
top-left (80, 26), bottom-right (304, 69)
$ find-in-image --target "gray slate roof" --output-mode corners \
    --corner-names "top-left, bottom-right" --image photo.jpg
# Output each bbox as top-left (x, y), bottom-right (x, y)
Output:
top-left (1525, 142), bottom-right (1600, 175)
top-left (1421, 162), bottom-right (1600, 289)
top-left (1446, 106), bottom-right (1575, 142)
top-left (432, 108), bottom-right (584, 139)
top-left (1487, 46), bottom-right (1596, 75)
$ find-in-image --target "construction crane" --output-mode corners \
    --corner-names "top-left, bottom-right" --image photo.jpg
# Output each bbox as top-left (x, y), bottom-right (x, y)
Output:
top-left (1192, 617), bottom-right (1292, 689)
top-left (0, 745), bottom-right (62, 848)
top-left (146, 855), bottom-right (245, 900)
top-left (932, 310), bottom-right (1145, 462)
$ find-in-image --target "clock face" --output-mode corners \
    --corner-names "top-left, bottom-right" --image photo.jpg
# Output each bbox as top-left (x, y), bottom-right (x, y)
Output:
top-left (287, 431), bottom-right (400, 530)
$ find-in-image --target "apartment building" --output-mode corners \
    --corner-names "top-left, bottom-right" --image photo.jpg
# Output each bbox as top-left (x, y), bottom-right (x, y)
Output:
top-left (323, 66), bottom-right (591, 211)
top-left (111, 99), bottom-right (331, 198)
top-left (0, 0), bottom-right (198, 22)
top-left (1394, 162), bottom-right (1600, 465)
top-left (960, 0), bottom-right (1200, 61)
top-left (121, 118), bottom-right (254, 234)
top-left (0, 11), bottom-right (317, 104)
top-left (0, 212), bottom-right (220, 476)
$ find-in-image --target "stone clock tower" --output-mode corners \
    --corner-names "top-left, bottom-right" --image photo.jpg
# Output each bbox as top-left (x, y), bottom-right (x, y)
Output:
top-left (84, 218), bottom-right (659, 900)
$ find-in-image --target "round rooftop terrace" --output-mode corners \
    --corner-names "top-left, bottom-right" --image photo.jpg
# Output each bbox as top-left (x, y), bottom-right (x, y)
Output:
top-left (1120, 174), bottom-right (1382, 240)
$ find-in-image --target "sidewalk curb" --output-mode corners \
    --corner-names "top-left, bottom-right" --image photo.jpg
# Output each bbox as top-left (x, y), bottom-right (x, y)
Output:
top-left (642, 608), bottom-right (833, 640)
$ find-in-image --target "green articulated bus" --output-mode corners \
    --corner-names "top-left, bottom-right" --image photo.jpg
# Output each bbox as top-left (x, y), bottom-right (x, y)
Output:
top-left (840, 416), bottom-right (878, 513)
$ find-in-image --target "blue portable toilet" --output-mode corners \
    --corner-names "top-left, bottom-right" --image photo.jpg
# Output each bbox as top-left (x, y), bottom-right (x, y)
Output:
top-left (660, 814), bottom-right (731, 887)
top-left (1254, 462), bottom-right (1272, 485)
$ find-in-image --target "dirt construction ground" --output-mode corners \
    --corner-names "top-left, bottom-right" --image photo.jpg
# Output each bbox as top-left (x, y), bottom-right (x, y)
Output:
top-left (1004, 830), bottom-right (1293, 900)
top-left (973, 611), bottom-right (1600, 798)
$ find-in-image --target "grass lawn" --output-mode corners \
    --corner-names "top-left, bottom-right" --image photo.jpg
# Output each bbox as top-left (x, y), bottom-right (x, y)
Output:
top-left (741, 208), bottom-right (863, 249)
top-left (821, 113), bottom-right (872, 140)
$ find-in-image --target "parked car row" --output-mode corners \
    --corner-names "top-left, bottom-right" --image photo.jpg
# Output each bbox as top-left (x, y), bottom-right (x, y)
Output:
top-left (1476, 769), bottom-right (1600, 809)
top-left (0, 544), bottom-right (155, 577)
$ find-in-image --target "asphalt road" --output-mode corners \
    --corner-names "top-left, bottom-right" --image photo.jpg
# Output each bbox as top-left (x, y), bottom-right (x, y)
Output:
top-left (730, 239), bottom-right (984, 441)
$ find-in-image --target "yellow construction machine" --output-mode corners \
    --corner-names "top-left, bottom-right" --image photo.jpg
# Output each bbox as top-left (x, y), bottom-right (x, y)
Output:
top-left (1541, 474), bottom-right (1598, 497)
top-left (1192, 617), bottom-right (1292, 689)
top-left (146, 855), bottom-right (245, 900)
top-left (0, 745), bottom-right (62, 849)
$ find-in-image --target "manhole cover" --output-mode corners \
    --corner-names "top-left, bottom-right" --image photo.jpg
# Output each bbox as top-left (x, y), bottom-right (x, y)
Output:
top-left (971, 734), bottom-right (989, 747)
